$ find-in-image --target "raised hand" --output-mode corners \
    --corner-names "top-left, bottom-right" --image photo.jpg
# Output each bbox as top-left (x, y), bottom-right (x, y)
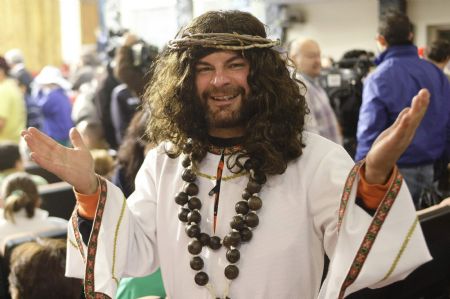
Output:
top-left (21, 127), bottom-right (98, 194)
top-left (364, 89), bottom-right (430, 184)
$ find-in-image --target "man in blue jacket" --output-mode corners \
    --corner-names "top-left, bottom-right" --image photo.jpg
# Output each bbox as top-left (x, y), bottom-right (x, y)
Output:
top-left (356, 11), bottom-right (450, 208)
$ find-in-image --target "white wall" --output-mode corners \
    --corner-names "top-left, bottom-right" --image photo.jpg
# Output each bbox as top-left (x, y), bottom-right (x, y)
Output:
top-left (286, 0), bottom-right (379, 61)
top-left (119, 0), bottom-right (179, 49)
top-left (285, 0), bottom-right (450, 61)
top-left (59, 0), bottom-right (82, 65)
top-left (408, 0), bottom-right (450, 47)
top-left (114, 0), bottom-right (450, 59)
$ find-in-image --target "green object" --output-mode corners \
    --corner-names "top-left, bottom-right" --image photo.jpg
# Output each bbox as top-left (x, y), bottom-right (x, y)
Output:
top-left (116, 268), bottom-right (166, 299)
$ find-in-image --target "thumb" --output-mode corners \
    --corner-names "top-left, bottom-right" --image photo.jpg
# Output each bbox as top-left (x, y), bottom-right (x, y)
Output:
top-left (70, 128), bottom-right (88, 150)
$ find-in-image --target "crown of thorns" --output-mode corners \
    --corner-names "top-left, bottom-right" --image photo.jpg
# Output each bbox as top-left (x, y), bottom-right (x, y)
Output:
top-left (167, 32), bottom-right (281, 50)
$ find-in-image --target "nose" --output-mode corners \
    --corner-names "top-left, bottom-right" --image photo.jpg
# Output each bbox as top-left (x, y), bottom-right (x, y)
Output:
top-left (210, 69), bottom-right (231, 87)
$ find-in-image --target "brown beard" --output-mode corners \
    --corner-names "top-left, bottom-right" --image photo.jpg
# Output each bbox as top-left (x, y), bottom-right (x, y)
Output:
top-left (200, 85), bottom-right (248, 129)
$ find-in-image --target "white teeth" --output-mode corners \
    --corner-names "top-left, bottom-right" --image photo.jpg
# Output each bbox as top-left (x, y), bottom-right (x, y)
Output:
top-left (211, 95), bottom-right (236, 100)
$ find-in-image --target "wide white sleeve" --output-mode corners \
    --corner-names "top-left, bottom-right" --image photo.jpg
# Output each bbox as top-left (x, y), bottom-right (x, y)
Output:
top-left (65, 151), bottom-right (160, 299)
top-left (317, 161), bottom-right (432, 299)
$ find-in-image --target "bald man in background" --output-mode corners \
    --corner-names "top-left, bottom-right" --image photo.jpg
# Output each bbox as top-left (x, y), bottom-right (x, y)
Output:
top-left (289, 39), bottom-right (343, 144)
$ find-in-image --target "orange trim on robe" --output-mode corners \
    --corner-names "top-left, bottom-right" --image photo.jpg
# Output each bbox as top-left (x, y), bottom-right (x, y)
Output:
top-left (74, 187), bottom-right (100, 220)
top-left (357, 166), bottom-right (396, 210)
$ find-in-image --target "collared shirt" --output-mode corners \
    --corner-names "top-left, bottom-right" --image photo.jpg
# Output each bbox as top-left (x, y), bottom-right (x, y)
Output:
top-left (299, 74), bottom-right (343, 145)
top-left (356, 45), bottom-right (450, 166)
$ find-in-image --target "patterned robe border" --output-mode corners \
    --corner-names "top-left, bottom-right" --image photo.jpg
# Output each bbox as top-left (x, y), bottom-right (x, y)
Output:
top-left (337, 160), bottom-right (363, 232)
top-left (71, 203), bottom-right (86, 263)
top-left (82, 177), bottom-right (112, 299)
top-left (338, 168), bottom-right (403, 298)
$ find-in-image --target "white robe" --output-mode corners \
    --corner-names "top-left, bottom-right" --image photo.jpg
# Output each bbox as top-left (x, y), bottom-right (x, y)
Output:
top-left (66, 132), bottom-right (431, 299)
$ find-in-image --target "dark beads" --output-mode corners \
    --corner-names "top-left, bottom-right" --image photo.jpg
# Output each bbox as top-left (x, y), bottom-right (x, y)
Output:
top-left (178, 208), bottom-right (190, 222)
top-left (175, 192), bottom-right (189, 206)
top-left (183, 139), bottom-right (194, 153)
top-left (240, 227), bottom-right (253, 242)
top-left (226, 248), bottom-right (240, 263)
top-left (248, 196), bottom-right (262, 211)
top-left (187, 210), bottom-right (201, 224)
top-left (224, 265), bottom-right (239, 280)
top-left (223, 231), bottom-right (241, 248)
top-left (190, 256), bottom-right (204, 270)
top-left (244, 158), bottom-right (260, 171)
top-left (194, 271), bottom-right (209, 286)
top-left (246, 180), bottom-right (262, 194)
top-left (185, 224), bottom-right (201, 238)
top-left (241, 189), bottom-right (252, 200)
top-left (184, 183), bottom-right (199, 196)
top-left (182, 156), bottom-right (191, 168)
top-left (244, 159), bottom-right (253, 171)
top-left (182, 169), bottom-right (197, 182)
top-left (230, 215), bottom-right (245, 231)
top-left (197, 233), bottom-right (210, 247)
top-left (245, 212), bottom-right (259, 228)
top-left (166, 151), bottom-right (178, 159)
top-left (188, 239), bottom-right (203, 255)
top-left (235, 201), bottom-right (249, 215)
top-left (191, 148), bottom-right (207, 161)
top-left (188, 197), bottom-right (202, 210)
top-left (251, 171), bottom-right (267, 184)
top-left (209, 236), bottom-right (222, 250)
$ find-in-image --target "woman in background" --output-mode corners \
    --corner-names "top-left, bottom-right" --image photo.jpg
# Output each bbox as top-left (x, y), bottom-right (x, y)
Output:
top-left (0, 172), bottom-right (67, 248)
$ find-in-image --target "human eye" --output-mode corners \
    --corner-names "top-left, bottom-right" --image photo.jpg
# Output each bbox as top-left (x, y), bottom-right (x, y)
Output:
top-left (196, 64), bottom-right (213, 73)
top-left (229, 61), bottom-right (247, 70)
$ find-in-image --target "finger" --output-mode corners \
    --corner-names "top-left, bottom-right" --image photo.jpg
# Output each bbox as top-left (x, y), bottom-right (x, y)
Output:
top-left (400, 90), bottom-right (430, 132)
top-left (393, 107), bottom-right (411, 127)
top-left (28, 127), bottom-right (61, 149)
top-left (23, 131), bottom-right (58, 157)
top-left (70, 128), bottom-right (88, 150)
top-left (410, 88), bottom-right (430, 116)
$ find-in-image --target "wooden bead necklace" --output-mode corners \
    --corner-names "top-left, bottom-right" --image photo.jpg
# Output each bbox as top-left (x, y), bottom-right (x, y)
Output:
top-left (174, 140), bottom-right (266, 298)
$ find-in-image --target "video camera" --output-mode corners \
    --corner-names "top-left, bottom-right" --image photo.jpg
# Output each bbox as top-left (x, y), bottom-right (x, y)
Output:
top-left (130, 41), bottom-right (159, 72)
top-left (318, 50), bottom-right (375, 157)
top-left (319, 51), bottom-right (374, 102)
top-left (106, 29), bottom-right (158, 72)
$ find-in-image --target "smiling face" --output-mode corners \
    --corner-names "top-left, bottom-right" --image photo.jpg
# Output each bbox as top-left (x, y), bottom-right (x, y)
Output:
top-left (195, 51), bottom-right (251, 138)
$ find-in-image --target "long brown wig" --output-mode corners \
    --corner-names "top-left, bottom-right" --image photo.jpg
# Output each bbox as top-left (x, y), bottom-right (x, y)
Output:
top-left (145, 10), bottom-right (307, 175)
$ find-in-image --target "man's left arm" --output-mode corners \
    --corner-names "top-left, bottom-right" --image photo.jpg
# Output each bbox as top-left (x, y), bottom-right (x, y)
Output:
top-left (364, 89), bottom-right (430, 186)
top-left (320, 90), bottom-right (432, 298)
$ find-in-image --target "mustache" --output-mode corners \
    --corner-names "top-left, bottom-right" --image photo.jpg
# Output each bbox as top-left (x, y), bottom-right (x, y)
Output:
top-left (201, 85), bottom-right (246, 100)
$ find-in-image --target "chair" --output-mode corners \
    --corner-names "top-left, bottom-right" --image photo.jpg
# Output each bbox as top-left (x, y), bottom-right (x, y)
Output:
top-left (39, 181), bottom-right (77, 220)
top-left (0, 228), bottom-right (68, 299)
top-left (25, 163), bottom-right (62, 184)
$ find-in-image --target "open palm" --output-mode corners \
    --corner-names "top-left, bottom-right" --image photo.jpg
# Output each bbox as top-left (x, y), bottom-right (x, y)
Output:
top-left (364, 89), bottom-right (430, 184)
top-left (22, 127), bottom-right (98, 194)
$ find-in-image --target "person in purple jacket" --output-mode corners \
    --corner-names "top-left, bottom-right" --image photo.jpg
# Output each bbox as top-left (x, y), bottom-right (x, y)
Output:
top-left (356, 11), bottom-right (450, 208)
top-left (34, 66), bottom-right (74, 146)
